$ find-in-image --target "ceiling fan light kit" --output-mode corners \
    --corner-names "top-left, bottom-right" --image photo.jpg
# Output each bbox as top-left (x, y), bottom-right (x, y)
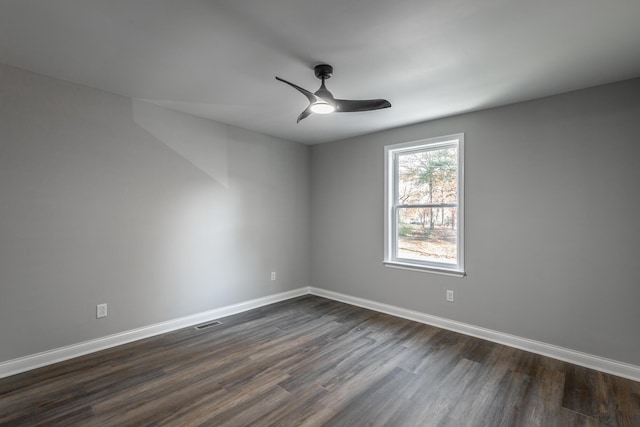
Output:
top-left (276, 64), bottom-right (391, 123)
top-left (310, 100), bottom-right (335, 114)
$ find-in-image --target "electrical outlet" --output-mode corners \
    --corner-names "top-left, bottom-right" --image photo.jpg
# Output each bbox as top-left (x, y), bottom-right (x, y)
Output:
top-left (446, 290), bottom-right (454, 302)
top-left (97, 303), bottom-right (108, 318)
top-left (271, 272), bottom-right (276, 281)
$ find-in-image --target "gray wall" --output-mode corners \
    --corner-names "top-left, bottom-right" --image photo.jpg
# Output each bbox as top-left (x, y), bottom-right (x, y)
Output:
top-left (0, 63), bottom-right (310, 362)
top-left (310, 78), bottom-right (640, 366)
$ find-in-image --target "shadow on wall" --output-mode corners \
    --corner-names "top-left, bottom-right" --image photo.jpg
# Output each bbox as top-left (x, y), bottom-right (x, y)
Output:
top-left (132, 99), bottom-right (229, 187)
top-left (131, 99), bottom-right (263, 312)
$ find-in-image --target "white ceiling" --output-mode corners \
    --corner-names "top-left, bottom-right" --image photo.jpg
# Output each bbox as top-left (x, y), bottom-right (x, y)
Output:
top-left (1, 0), bottom-right (639, 144)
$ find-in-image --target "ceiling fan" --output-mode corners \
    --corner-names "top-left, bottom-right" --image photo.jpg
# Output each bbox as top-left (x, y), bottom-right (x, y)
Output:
top-left (276, 64), bottom-right (391, 123)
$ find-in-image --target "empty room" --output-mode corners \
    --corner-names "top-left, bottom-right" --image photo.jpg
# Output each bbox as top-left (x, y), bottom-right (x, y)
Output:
top-left (1, 0), bottom-right (639, 425)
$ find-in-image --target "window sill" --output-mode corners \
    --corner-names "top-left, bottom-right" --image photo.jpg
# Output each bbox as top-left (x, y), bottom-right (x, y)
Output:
top-left (383, 261), bottom-right (466, 277)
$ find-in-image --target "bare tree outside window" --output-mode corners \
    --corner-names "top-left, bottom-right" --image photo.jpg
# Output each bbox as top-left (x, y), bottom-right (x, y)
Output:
top-left (397, 147), bottom-right (458, 263)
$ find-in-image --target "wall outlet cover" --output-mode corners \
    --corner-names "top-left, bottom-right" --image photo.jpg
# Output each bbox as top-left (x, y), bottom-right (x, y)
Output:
top-left (97, 303), bottom-right (108, 318)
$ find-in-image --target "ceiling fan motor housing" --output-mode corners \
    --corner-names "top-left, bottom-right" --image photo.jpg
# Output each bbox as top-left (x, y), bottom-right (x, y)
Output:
top-left (314, 64), bottom-right (333, 80)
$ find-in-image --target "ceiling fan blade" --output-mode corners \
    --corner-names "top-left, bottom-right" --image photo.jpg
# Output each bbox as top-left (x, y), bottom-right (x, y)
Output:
top-left (334, 99), bottom-right (391, 112)
top-left (275, 77), bottom-right (317, 104)
top-left (297, 105), bottom-right (313, 123)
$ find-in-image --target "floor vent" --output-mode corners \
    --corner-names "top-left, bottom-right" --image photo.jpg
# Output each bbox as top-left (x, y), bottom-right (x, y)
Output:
top-left (195, 320), bottom-right (222, 330)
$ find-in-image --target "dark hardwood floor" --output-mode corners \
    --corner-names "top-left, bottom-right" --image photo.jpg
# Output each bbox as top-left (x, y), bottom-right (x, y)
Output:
top-left (1, 295), bottom-right (638, 426)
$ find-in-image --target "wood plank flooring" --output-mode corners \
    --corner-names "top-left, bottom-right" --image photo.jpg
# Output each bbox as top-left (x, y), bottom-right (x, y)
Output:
top-left (1, 295), bottom-right (638, 426)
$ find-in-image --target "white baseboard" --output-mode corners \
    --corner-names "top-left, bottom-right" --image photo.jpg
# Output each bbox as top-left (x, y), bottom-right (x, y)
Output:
top-left (308, 287), bottom-right (640, 382)
top-left (0, 287), bottom-right (309, 379)
top-left (2, 286), bottom-right (639, 382)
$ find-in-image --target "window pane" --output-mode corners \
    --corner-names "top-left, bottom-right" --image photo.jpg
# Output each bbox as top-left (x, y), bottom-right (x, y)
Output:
top-left (396, 207), bottom-right (458, 264)
top-left (397, 147), bottom-right (458, 205)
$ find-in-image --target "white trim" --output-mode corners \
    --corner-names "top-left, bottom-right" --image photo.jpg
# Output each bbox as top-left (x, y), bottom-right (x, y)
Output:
top-left (3, 286), bottom-right (639, 383)
top-left (383, 261), bottom-right (465, 277)
top-left (0, 287), bottom-right (309, 379)
top-left (308, 287), bottom-right (640, 382)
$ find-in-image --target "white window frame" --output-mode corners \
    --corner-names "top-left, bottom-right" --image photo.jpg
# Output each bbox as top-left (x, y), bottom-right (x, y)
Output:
top-left (384, 133), bottom-right (465, 276)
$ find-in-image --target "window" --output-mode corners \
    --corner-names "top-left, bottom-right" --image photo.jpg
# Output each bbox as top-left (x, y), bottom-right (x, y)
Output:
top-left (384, 134), bottom-right (464, 276)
